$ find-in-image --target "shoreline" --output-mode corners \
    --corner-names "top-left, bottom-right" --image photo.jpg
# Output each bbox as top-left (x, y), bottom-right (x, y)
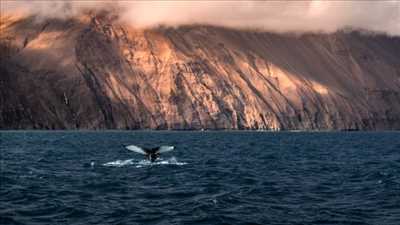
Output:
top-left (1, 129), bottom-right (399, 132)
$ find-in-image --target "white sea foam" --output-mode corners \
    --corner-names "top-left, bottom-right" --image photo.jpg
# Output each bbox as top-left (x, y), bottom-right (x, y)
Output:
top-left (103, 157), bottom-right (187, 168)
top-left (103, 159), bottom-right (135, 167)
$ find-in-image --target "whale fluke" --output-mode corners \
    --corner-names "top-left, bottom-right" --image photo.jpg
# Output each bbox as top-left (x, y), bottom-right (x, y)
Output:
top-left (157, 146), bottom-right (175, 153)
top-left (126, 145), bottom-right (147, 155)
top-left (125, 145), bottom-right (175, 162)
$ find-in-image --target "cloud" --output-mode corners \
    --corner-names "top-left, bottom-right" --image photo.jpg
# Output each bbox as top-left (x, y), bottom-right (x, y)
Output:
top-left (2, 0), bottom-right (400, 35)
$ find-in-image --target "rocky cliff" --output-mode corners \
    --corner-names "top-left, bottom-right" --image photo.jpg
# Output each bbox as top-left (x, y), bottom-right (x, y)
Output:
top-left (1, 13), bottom-right (400, 130)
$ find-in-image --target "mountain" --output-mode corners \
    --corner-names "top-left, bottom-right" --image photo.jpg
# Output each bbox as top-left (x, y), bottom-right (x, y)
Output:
top-left (1, 12), bottom-right (400, 130)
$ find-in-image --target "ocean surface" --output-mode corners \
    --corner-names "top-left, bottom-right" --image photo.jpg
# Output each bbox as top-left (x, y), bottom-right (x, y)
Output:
top-left (1, 131), bottom-right (399, 225)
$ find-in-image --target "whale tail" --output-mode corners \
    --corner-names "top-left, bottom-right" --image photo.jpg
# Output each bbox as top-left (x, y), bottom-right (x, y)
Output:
top-left (126, 145), bottom-right (175, 162)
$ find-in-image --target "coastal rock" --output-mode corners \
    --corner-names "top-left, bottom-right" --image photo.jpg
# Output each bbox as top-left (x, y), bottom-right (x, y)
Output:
top-left (1, 13), bottom-right (400, 130)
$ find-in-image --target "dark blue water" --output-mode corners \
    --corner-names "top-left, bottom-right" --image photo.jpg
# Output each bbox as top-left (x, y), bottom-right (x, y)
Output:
top-left (1, 131), bottom-right (400, 225)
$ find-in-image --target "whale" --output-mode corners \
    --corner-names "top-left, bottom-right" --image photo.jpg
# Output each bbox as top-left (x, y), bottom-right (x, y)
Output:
top-left (126, 145), bottom-right (175, 162)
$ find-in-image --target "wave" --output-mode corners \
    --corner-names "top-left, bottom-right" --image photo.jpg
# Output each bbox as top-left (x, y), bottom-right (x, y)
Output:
top-left (102, 157), bottom-right (187, 168)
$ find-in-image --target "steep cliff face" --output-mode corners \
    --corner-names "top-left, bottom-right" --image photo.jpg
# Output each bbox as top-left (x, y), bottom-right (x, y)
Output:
top-left (1, 13), bottom-right (400, 130)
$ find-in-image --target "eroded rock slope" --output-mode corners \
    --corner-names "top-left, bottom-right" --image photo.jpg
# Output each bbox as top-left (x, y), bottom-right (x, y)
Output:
top-left (1, 13), bottom-right (400, 130)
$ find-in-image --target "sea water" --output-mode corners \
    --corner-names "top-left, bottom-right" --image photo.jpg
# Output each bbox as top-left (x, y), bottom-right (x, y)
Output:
top-left (1, 131), bottom-right (399, 225)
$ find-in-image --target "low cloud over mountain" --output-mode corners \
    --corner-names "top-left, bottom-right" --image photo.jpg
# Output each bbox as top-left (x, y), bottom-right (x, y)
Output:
top-left (3, 1), bottom-right (399, 35)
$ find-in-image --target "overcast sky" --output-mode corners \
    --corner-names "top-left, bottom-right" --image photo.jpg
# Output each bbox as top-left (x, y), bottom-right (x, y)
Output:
top-left (2, 1), bottom-right (400, 35)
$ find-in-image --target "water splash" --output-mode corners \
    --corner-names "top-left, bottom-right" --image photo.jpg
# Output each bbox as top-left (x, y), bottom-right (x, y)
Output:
top-left (103, 157), bottom-right (187, 168)
top-left (102, 159), bottom-right (134, 167)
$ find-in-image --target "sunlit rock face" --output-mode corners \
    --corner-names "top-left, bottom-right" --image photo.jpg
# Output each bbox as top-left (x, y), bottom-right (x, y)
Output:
top-left (1, 13), bottom-right (400, 130)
